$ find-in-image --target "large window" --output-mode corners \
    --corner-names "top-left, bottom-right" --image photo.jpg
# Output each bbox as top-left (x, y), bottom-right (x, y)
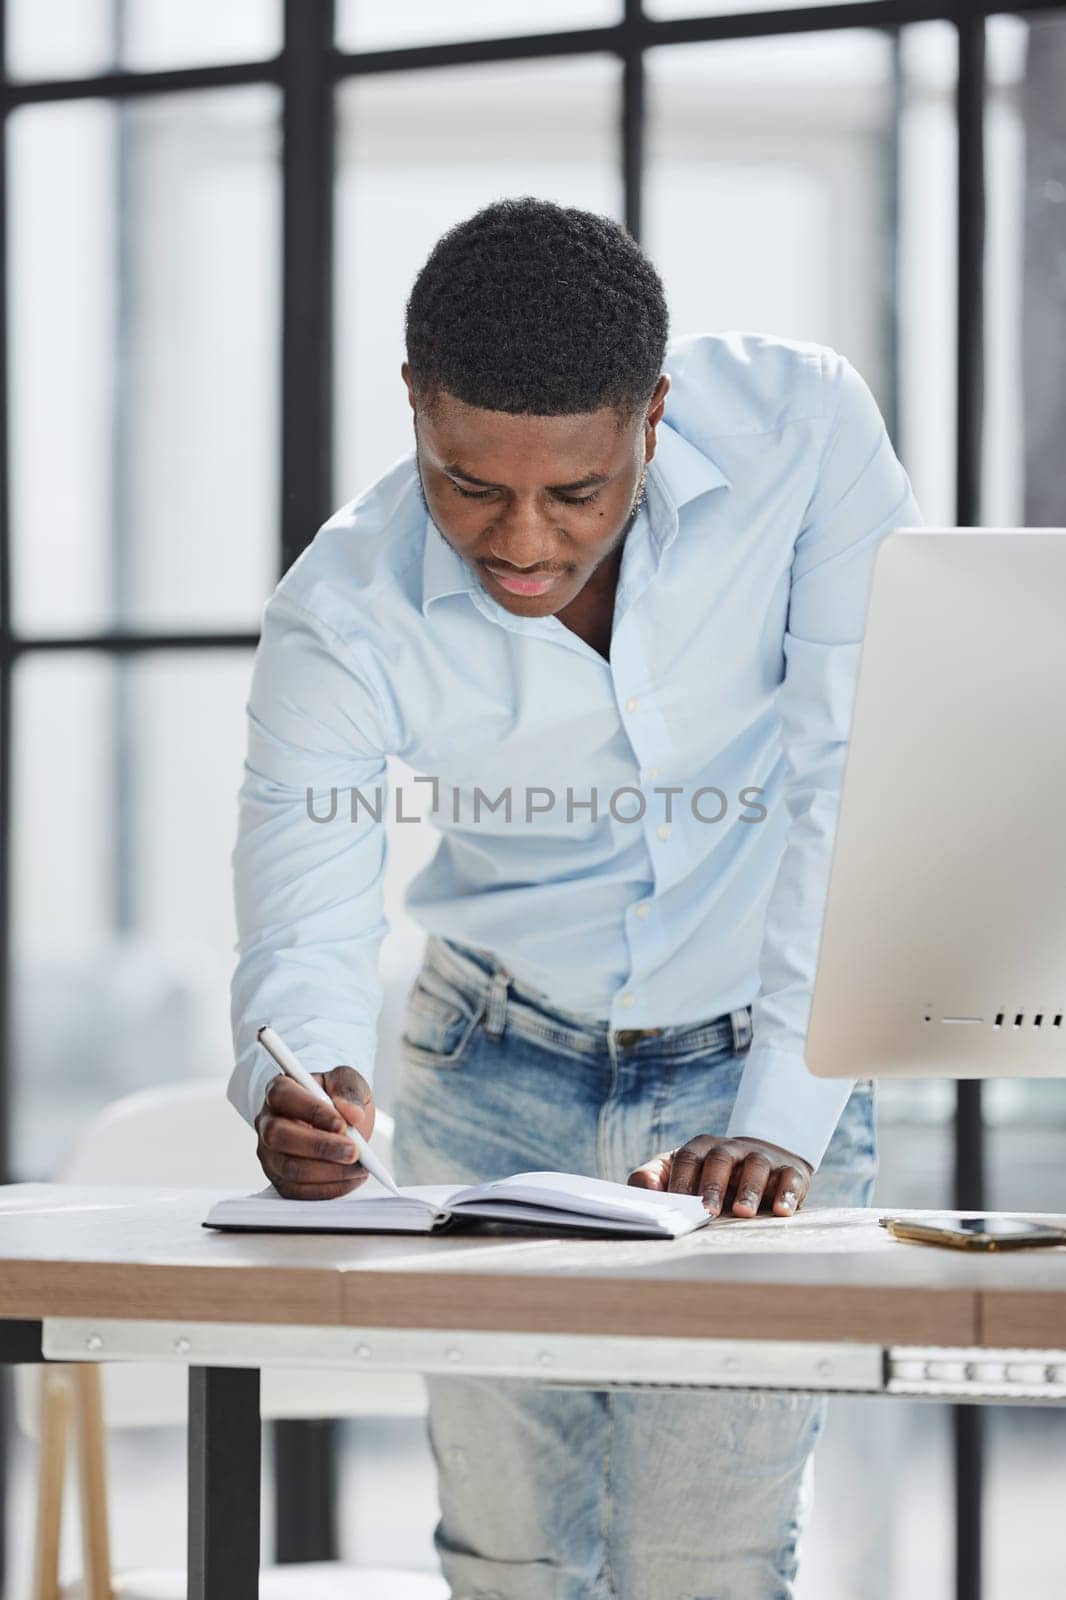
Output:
top-left (2, 3), bottom-right (1064, 1595)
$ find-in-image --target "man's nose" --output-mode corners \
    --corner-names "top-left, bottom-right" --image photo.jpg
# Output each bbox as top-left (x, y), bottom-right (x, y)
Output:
top-left (491, 496), bottom-right (557, 564)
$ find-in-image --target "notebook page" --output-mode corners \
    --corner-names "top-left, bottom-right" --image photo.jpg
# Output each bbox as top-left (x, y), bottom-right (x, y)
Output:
top-left (450, 1171), bottom-right (708, 1228)
top-left (456, 1198), bottom-right (706, 1237)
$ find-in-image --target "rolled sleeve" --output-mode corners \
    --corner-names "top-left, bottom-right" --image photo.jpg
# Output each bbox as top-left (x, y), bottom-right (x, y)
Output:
top-left (228, 588), bottom-right (393, 1126)
top-left (726, 352), bottom-right (922, 1169)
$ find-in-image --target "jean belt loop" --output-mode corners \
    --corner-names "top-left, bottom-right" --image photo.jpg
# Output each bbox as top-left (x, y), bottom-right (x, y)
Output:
top-left (731, 1006), bottom-right (753, 1054)
top-left (484, 965), bottom-right (511, 1040)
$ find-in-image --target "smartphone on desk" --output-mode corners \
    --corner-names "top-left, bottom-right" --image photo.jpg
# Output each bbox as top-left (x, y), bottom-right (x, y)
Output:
top-left (879, 1214), bottom-right (1066, 1251)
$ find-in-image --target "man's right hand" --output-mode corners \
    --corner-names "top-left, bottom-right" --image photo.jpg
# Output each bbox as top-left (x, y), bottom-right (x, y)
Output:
top-left (254, 1065), bottom-right (375, 1200)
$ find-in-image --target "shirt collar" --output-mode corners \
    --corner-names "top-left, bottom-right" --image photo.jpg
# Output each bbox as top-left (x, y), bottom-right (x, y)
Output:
top-left (419, 419), bottom-right (730, 614)
top-left (645, 419), bottom-right (731, 556)
top-left (421, 516), bottom-right (476, 615)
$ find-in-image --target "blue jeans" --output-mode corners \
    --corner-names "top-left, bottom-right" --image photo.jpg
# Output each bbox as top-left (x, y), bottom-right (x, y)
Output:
top-left (393, 935), bottom-right (878, 1600)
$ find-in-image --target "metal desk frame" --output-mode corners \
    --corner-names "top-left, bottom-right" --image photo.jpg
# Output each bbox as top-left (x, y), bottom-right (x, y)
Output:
top-left (4, 1314), bottom-right (1065, 1600)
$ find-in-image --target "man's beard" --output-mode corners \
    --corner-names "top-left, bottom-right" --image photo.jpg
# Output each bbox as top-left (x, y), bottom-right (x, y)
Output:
top-left (621, 464), bottom-right (648, 538)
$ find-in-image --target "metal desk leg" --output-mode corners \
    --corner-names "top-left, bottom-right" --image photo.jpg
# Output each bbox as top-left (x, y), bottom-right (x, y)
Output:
top-left (273, 1419), bottom-right (338, 1562)
top-left (0, 1321), bottom-right (45, 1600)
top-left (188, 1368), bottom-right (260, 1600)
top-left (0, 1365), bottom-right (8, 1600)
top-left (955, 1405), bottom-right (983, 1600)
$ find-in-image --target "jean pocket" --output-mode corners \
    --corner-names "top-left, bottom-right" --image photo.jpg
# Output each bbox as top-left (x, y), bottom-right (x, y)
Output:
top-left (401, 969), bottom-right (485, 1068)
top-left (836, 1079), bottom-right (877, 1153)
top-left (809, 1080), bottom-right (878, 1206)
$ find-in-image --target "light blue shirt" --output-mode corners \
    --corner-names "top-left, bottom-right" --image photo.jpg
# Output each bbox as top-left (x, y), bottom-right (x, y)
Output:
top-left (229, 331), bottom-right (921, 1169)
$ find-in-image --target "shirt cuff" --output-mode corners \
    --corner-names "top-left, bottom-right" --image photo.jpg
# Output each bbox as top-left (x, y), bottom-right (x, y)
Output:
top-left (725, 1043), bottom-right (856, 1171)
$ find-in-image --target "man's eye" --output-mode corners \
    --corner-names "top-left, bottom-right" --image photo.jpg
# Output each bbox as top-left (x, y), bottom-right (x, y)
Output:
top-left (451, 484), bottom-right (496, 501)
top-left (449, 483), bottom-right (600, 506)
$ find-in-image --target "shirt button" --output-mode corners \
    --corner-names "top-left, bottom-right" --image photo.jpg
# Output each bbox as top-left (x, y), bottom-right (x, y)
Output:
top-left (656, 824), bottom-right (672, 841)
top-left (625, 697), bottom-right (639, 713)
top-left (619, 991), bottom-right (636, 1008)
top-left (635, 901), bottom-right (651, 919)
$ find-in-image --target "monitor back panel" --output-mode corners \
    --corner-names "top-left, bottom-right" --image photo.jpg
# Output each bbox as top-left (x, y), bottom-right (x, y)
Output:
top-left (806, 528), bottom-right (1066, 1079)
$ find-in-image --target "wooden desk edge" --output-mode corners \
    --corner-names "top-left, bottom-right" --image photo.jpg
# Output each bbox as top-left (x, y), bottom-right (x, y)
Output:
top-left (0, 1261), bottom-right (980, 1344)
top-left (979, 1289), bottom-right (1066, 1348)
top-left (2, 1263), bottom-right (1063, 1349)
top-left (338, 1271), bottom-right (981, 1346)
top-left (0, 1260), bottom-right (345, 1327)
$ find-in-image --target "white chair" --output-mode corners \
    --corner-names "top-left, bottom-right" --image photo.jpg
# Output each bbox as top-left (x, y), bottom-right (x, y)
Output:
top-left (17, 1082), bottom-right (446, 1600)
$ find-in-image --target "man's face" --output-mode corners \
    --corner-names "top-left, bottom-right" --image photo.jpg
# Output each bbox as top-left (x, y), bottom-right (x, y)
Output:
top-left (404, 368), bottom-right (669, 618)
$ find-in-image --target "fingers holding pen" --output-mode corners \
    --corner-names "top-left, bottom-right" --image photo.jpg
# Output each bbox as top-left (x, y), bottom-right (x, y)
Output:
top-left (318, 1065), bottom-right (375, 1141)
top-left (256, 1068), bottom-right (373, 1199)
top-left (257, 1111), bottom-right (361, 1169)
top-left (263, 1074), bottom-right (345, 1133)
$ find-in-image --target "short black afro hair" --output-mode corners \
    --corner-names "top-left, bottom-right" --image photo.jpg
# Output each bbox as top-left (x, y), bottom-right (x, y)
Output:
top-left (404, 197), bottom-right (669, 418)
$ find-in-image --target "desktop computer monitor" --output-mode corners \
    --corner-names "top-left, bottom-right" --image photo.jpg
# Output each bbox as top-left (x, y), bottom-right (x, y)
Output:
top-left (806, 527), bottom-right (1066, 1082)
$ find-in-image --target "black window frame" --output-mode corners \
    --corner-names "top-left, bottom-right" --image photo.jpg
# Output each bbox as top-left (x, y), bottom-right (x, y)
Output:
top-left (2, 2), bottom-right (1063, 1594)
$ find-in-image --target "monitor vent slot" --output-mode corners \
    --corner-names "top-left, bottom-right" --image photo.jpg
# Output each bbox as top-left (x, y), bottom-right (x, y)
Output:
top-left (924, 1012), bottom-right (1063, 1028)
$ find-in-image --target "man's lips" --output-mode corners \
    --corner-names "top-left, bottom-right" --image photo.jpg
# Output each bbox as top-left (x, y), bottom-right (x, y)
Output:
top-left (483, 563), bottom-right (564, 597)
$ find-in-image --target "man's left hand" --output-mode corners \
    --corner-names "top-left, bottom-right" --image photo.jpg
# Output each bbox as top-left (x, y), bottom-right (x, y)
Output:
top-left (628, 1135), bottom-right (813, 1218)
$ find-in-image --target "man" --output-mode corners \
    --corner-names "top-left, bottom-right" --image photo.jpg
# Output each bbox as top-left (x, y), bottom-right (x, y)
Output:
top-left (230, 197), bottom-right (918, 1597)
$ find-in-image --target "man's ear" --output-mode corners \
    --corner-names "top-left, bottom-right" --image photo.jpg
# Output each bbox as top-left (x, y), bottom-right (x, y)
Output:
top-left (643, 374), bottom-right (671, 464)
top-left (401, 361), bottom-right (417, 415)
top-left (646, 373), bottom-right (670, 431)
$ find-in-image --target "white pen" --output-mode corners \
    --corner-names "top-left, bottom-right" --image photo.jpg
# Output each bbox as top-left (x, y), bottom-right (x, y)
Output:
top-left (256, 1024), bottom-right (400, 1195)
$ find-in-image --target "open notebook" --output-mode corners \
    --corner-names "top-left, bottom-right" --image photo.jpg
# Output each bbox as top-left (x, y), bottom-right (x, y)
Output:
top-left (204, 1171), bottom-right (712, 1239)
